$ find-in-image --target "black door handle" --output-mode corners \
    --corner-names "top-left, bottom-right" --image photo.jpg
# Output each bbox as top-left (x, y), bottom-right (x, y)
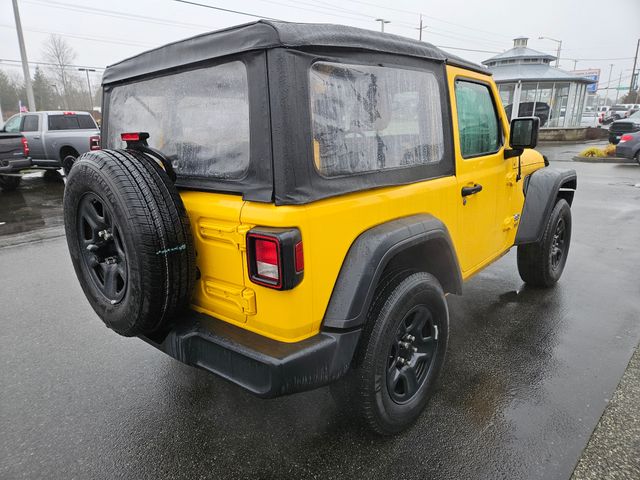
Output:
top-left (461, 184), bottom-right (483, 197)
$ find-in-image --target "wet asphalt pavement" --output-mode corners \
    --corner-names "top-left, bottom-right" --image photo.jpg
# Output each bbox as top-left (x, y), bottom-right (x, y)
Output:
top-left (1, 160), bottom-right (639, 479)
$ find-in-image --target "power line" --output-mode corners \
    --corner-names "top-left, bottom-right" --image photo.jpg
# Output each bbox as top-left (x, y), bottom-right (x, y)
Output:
top-left (332, 0), bottom-right (512, 40)
top-left (173, 0), bottom-right (281, 20)
top-left (0, 24), bottom-right (157, 48)
top-left (0, 58), bottom-right (105, 70)
top-left (23, 0), bottom-right (213, 32)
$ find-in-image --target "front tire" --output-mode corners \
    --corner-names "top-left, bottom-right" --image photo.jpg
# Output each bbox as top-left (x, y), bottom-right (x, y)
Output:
top-left (517, 199), bottom-right (572, 288)
top-left (337, 272), bottom-right (449, 435)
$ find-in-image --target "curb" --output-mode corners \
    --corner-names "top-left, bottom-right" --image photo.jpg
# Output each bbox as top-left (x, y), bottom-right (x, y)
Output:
top-left (0, 226), bottom-right (66, 249)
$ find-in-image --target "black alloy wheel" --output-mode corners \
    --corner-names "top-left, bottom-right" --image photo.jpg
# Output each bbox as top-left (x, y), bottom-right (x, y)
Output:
top-left (550, 217), bottom-right (566, 271)
top-left (387, 305), bottom-right (438, 404)
top-left (77, 192), bottom-right (128, 304)
top-left (517, 198), bottom-right (572, 288)
top-left (331, 271), bottom-right (449, 435)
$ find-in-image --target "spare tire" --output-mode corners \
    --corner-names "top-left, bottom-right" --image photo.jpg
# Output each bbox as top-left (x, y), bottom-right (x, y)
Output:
top-left (63, 149), bottom-right (196, 337)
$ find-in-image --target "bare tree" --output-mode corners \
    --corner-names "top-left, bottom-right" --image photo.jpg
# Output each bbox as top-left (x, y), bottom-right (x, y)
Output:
top-left (42, 34), bottom-right (76, 109)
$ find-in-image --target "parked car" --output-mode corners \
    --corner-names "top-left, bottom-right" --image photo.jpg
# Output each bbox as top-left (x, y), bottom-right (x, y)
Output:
top-left (597, 105), bottom-right (611, 124)
top-left (63, 21), bottom-right (576, 435)
top-left (2, 111), bottom-right (100, 176)
top-left (608, 110), bottom-right (640, 144)
top-left (504, 102), bottom-right (551, 126)
top-left (0, 131), bottom-right (31, 191)
top-left (615, 131), bottom-right (640, 163)
top-left (609, 104), bottom-right (631, 120)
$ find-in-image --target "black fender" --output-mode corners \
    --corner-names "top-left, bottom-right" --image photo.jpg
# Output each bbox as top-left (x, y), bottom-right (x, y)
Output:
top-left (515, 167), bottom-right (577, 245)
top-left (322, 214), bottom-right (462, 330)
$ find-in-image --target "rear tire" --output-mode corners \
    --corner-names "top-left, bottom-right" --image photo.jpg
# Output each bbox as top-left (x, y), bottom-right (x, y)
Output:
top-left (517, 199), bottom-right (572, 288)
top-left (63, 149), bottom-right (196, 337)
top-left (62, 154), bottom-right (77, 177)
top-left (0, 175), bottom-right (21, 192)
top-left (333, 272), bottom-right (449, 435)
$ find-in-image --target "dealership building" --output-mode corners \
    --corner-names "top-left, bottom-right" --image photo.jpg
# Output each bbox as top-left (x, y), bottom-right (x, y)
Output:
top-left (483, 37), bottom-right (596, 129)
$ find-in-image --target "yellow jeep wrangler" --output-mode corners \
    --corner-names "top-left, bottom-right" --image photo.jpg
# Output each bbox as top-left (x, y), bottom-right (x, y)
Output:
top-left (64, 21), bottom-right (576, 435)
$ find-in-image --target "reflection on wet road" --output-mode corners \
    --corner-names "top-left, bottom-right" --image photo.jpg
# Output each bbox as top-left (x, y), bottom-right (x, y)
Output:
top-left (0, 171), bottom-right (65, 236)
top-left (1, 162), bottom-right (639, 479)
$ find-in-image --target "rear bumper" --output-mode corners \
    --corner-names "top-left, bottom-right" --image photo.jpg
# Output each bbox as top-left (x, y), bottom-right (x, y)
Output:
top-left (0, 157), bottom-right (31, 173)
top-left (140, 312), bottom-right (360, 398)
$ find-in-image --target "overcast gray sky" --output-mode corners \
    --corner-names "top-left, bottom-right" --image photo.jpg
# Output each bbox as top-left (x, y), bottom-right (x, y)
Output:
top-left (1, 0), bottom-right (639, 98)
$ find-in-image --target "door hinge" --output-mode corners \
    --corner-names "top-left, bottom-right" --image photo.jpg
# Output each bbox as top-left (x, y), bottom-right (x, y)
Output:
top-left (199, 221), bottom-right (251, 251)
top-left (204, 279), bottom-right (257, 315)
top-left (503, 213), bottom-right (521, 231)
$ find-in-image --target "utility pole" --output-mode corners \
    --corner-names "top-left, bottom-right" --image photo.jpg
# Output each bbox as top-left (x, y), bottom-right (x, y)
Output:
top-left (78, 68), bottom-right (96, 111)
top-left (630, 38), bottom-right (639, 96)
top-left (605, 63), bottom-right (614, 105)
top-left (614, 71), bottom-right (623, 104)
top-left (416, 14), bottom-right (427, 41)
top-left (11, 0), bottom-right (36, 111)
top-left (375, 18), bottom-right (390, 33)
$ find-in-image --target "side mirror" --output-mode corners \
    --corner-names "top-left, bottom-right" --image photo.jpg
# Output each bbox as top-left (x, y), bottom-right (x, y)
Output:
top-left (509, 116), bottom-right (539, 150)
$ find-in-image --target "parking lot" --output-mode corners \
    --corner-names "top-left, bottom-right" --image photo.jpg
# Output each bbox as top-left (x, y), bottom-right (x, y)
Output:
top-left (1, 150), bottom-right (639, 479)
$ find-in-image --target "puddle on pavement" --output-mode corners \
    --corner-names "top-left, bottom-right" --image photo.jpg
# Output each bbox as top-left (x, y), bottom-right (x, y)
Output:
top-left (0, 172), bottom-right (65, 236)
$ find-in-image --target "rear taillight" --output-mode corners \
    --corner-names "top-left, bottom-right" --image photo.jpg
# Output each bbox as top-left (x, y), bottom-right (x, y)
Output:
top-left (247, 228), bottom-right (303, 290)
top-left (619, 134), bottom-right (633, 143)
top-left (255, 236), bottom-right (280, 282)
top-left (21, 137), bottom-right (29, 157)
top-left (89, 135), bottom-right (101, 150)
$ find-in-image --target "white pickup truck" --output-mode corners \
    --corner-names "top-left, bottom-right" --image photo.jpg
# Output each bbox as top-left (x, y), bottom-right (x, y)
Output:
top-left (2, 111), bottom-right (100, 175)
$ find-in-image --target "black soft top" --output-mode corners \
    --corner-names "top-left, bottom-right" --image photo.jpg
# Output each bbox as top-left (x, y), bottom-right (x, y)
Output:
top-left (102, 20), bottom-right (488, 85)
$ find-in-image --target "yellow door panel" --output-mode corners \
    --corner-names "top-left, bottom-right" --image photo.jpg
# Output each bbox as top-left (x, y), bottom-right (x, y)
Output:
top-left (180, 192), bottom-right (249, 325)
top-left (447, 66), bottom-right (517, 275)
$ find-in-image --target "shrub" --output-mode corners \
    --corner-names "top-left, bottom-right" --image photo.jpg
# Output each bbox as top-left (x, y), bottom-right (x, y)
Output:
top-left (603, 144), bottom-right (617, 156)
top-left (579, 147), bottom-right (606, 157)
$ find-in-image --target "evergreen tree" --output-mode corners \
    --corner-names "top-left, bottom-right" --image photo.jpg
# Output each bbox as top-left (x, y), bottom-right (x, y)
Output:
top-left (32, 67), bottom-right (57, 110)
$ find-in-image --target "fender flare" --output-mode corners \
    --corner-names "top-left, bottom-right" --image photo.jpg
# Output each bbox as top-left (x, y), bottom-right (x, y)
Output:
top-left (322, 214), bottom-right (462, 330)
top-left (515, 167), bottom-right (577, 245)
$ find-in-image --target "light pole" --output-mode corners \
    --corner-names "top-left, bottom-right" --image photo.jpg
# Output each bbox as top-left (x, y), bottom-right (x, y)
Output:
top-left (78, 68), bottom-right (96, 111)
top-left (375, 18), bottom-right (390, 33)
top-left (416, 14), bottom-right (427, 41)
top-left (538, 36), bottom-right (562, 68)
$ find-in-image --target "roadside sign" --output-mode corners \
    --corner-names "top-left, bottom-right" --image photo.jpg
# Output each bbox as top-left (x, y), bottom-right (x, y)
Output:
top-left (572, 69), bottom-right (600, 93)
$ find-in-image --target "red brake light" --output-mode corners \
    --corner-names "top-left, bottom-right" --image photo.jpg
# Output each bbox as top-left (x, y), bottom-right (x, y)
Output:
top-left (254, 237), bottom-right (280, 283)
top-left (89, 135), bottom-right (101, 150)
top-left (21, 137), bottom-right (29, 157)
top-left (619, 134), bottom-right (633, 143)
top-left (63, 111), bottom-right (75, 116)
top-left (247, 229), bottom-right (303, 290)
top-left (295, 241), bottom-right (304, 273)
top-left (121, 132), bottom-right (141, 142)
